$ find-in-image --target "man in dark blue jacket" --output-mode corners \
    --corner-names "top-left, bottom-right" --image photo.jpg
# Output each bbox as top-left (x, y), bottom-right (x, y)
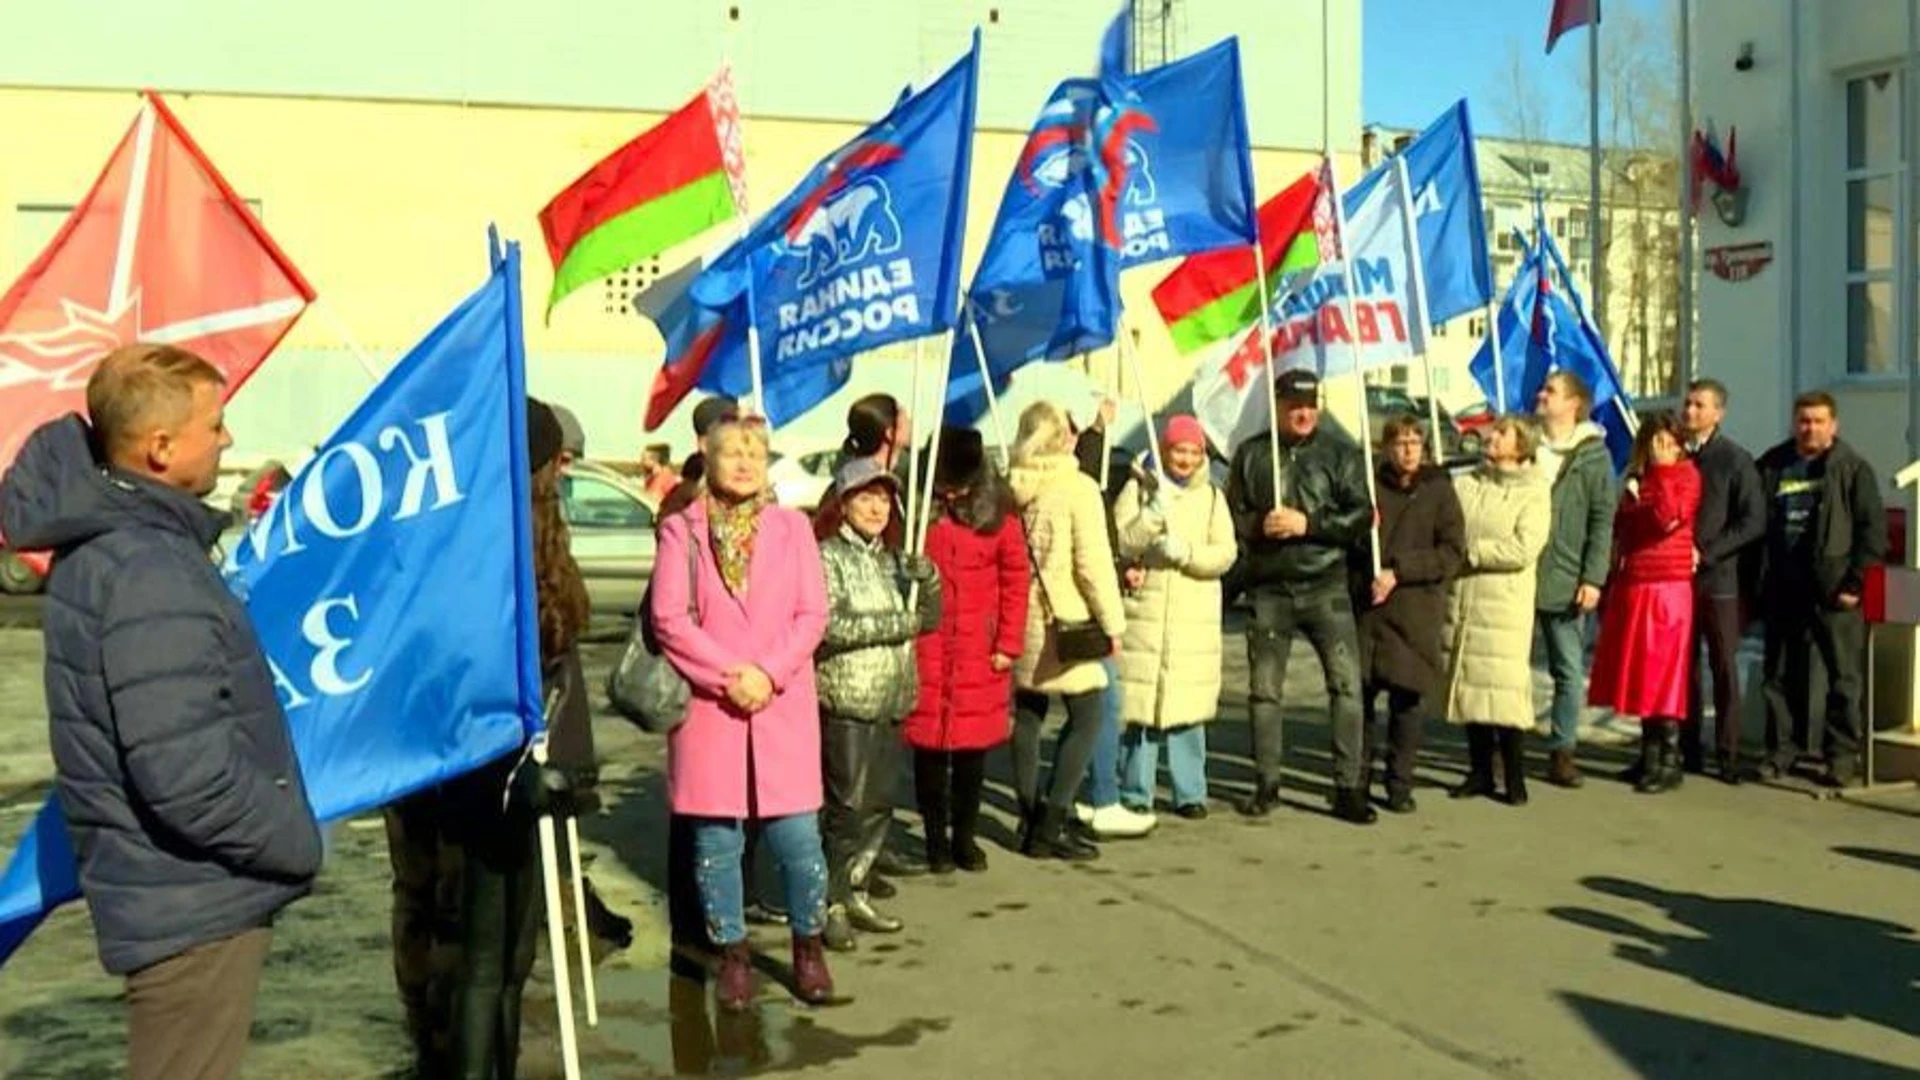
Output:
top-left (0, 343), bottom-right (321, 1080)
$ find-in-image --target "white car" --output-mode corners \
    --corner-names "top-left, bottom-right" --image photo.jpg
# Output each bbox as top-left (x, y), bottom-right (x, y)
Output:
top-left (768, 447), bottom-right (836, 511)
top-left (561, 461), bottom-right (659, 617)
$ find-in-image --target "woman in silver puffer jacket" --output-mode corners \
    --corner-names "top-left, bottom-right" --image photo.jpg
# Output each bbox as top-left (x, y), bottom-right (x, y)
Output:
top-left (814, 457), bottom-right (940, 951)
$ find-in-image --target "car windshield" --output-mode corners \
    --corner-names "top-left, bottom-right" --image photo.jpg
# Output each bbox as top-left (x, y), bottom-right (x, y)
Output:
top-left (562, 475), bottom-right (655, 530)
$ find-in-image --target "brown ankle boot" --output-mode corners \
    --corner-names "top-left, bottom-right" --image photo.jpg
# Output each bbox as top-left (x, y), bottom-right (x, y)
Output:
top-left (791, 934), bottom-right (834, 1005)
top-left (716, 941), bottom-right (755, 1011)
top-left (1547, 750), bottom-right (1585, 788)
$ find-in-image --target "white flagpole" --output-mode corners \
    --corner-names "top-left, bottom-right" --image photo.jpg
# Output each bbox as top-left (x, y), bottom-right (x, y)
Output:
top-left (1099, 350), bottom-right (1117, 492)
top-left (1486, 298), bottom-right (1507, 414)
top-left (531, 735), bottom-right (582, 1080)
top-left (913, 334), bottom-right (949, 558)
top-left (564, 816), bottom-right (598, 1027)
top-left (1392, 156), bottom-right (1445, 464)
top-left (965, 313), bottom-right (1012, 452)
top-left (1117, 319), bottom-right (1164, 486)
top-left (1323, 153), bottom-right (1383, 577)
top-left (905, 337), bottom-right (926, 545)
top-left (311, 300), bottom-right (385, 383)
top-left (1252, 241), bottom-right (1285, 501)
top-left (1588, 3), bottom-right (1606, 338)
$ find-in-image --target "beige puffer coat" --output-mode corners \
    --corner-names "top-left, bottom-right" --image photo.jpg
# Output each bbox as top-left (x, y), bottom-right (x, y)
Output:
top-left (1009, 452), bottom-right (1126, 696)
top-left (1443, 462), bottom-right (1553, 730)
top-left (1113, 474), bottom-right (1237, 729)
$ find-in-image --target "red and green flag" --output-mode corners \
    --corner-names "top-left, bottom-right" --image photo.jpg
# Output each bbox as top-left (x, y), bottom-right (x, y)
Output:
top-left (1150, 166), bottom-right (1331, 356)
top-left (538, 67), bottom-right (748, 318)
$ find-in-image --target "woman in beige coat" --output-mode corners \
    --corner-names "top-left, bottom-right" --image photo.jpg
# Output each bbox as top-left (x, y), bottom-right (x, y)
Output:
top-left (1444, 415), bottom-right (1553, 806)
top-left (1009, 401), bottom-right (1127, 861)
top-left (1112, 416), bottom-right (1237, 818)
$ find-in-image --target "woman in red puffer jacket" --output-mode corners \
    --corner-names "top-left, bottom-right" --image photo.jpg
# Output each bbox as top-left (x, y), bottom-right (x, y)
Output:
top-left (1587, 411), bottom-right (1702, 795)
top-left (903, 428), bottom-right (1029, 875)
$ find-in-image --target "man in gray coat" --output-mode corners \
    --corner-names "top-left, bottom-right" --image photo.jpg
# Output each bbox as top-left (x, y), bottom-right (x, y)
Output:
top-left (1533, 371), bottom-right (1617, 788)
top-left (0, 344), bottom-right (322, 1080)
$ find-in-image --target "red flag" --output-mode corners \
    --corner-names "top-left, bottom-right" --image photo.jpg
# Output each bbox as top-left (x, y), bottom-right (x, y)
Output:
top-left (0, 92), bottom-right (316, 477)
top-left (1546, 0), bottom-right (1597, 53)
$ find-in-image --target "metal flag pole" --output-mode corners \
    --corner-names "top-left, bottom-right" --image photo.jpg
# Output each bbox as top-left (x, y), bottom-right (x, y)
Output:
top-left (913, 335), bottom-right (949, 559)
top-left (530, 732), bottom-right (582, 1080)
top-left (1676, 0), bottom-right (1694, 394)
top-left (905, 337), bottom-right (926, 546)
top-left (1588, 2), bottom-right (1606, 338)
top-left (1117, 318), bottom-right (1165, 486)
top-left (565, 816), bottom-right (598, 1028)
top-left (1392, 155), bottom-right (1445, 464)
top-left (1323, 153), bottom-right (1384, 577)
top-left (966, 312), bottom-right (1013, 452)
top-left (1252, 240), bottom-right (1285, 500)
top-left (1486, 297), bottom-right (1508, 414)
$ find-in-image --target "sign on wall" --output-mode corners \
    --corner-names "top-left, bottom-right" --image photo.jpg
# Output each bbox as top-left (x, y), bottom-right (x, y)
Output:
top-left (1705, 241), bottom-right (1772, 282)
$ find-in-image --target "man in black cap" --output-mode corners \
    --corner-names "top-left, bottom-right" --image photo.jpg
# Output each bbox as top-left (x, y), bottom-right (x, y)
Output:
top-left (1225, 369), bottom-right (1376, 825)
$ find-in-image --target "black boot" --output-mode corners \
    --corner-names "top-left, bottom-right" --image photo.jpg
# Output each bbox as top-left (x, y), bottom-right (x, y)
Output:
top-left (1023, 804), bottom-right (1099, 861)
top-left (1450, 724), bottom-right (1496, 800)
top-left (1239, 781), bottom-right (1283, 818)
top-left (1634, 724), bottom-right (1667, 793)
top-left (1497, 728), bottom-right (1528, 806)
top-left (914, 751), bottom-right (955, 875)
top-left (1643, 721), bottom-right (1684, 793)
top-left (949, 751), bottom-right (989, 872)
top-left (1331, 787), bottom-right (1378, 825)
top-left (1620, 725), bottom-right (1655, 786)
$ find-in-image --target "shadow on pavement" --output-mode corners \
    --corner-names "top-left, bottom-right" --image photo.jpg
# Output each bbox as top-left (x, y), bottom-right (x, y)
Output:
top-left (1551, 876), bottom-right (1920, 1041)
top-left (1560, 992), bottom-right (1918, 1079)
top-left (1833, 846), bottom-right (1920, 874)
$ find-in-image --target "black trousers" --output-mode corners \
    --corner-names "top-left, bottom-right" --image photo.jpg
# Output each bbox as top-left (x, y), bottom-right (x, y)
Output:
top-left (1012, 689), bottom-right (1104, 813)
top-left (1762, 590), bottom-right (1868, 770)
top-left (821, 715), bottom-right (900, 903)
top-left (913, 748), bottom-right (988, 849)
top-left (1361, 682), bottom-right (1425, 794)
top-left (1684, 590), bottom-right (1746, 763)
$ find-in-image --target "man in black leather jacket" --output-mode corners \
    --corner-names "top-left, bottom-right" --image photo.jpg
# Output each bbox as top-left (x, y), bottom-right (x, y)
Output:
top-left (1225, 369), bottom-right (1377, 825)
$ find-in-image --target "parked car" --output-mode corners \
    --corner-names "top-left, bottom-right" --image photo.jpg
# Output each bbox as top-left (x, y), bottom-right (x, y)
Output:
top-left (770, 447), bottom-right (836, 510)
top-left (562, 460), bottom-right (659, 617)
top-left (1451, 400), bottom-right (1497, 433)
top-left (1361, 387), bottom-right (1476, 465)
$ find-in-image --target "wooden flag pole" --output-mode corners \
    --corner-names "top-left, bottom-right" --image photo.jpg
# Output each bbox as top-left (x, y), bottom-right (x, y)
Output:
top-left (564, 816), bottom-right (598, 1028)
top-left (530, 734), bottom-right (582, 1080)
top-left (965, 313), bottom-right (1013, 452)
top-left (1322, 154), bottom-right (1383, 577)
top-left (1391, 156), bottom-right (1446, 465)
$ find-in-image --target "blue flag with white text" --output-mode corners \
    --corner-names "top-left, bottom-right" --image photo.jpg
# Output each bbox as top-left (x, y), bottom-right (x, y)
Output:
top-left (691, 35), bottom-right (981, 427)
top-left (1346, 100), bottom-right (1492, 324)
top-left (948, 37), bottom-right (1257, 424)
top-left (0, 246), bottom-right (545, 965)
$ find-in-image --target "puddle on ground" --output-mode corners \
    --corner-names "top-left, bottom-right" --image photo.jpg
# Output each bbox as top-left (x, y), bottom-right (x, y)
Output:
top-left (522, 965), bottom-right (950, 1077)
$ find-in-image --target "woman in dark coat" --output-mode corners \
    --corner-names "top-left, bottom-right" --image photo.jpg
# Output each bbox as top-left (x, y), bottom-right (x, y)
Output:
top-left (902, 429), bottom-right (1030, 873)
top-left (1358, 415), bottom-right (1465, 813)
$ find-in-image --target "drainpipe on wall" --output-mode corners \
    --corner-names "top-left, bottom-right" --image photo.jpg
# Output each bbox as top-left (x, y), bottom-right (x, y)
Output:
top-left (1785, 0), bottom-right (1802, 407)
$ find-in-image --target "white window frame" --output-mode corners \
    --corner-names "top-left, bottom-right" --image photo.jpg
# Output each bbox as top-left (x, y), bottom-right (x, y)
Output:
top-left (1842, 68), bottom-right (1906, 381)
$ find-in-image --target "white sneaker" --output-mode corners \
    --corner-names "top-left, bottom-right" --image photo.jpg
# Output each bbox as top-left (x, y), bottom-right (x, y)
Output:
top-left (1074, 802), bottom-right (1096, 825)
top-left (1087, 803), bottom-right (1157, 838)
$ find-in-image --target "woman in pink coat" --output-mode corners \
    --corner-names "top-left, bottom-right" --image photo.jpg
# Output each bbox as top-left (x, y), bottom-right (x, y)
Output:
top-left (651, 418), bottom-right (833, 1010)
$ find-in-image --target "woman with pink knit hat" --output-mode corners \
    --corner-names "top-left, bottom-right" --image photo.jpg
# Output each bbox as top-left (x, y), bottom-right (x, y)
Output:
top-left (1111, 415), bottom-right (1239, 817)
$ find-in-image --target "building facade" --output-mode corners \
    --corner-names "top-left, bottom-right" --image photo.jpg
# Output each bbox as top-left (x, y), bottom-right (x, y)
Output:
top-left (0, 0), bottom-right (1361, 462)
top-left (1361, 126), bottom-right (1682, 416)
top-left (1694, 0), bottom-right (1920, 490)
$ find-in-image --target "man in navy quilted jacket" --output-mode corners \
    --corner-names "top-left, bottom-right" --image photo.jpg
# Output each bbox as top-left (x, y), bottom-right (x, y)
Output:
top-left (0, 343), bottom-right (321, 1080)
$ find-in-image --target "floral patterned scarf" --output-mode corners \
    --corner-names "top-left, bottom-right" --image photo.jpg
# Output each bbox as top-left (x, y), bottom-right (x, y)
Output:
top-left (706, 490), bottom-right (773, 597)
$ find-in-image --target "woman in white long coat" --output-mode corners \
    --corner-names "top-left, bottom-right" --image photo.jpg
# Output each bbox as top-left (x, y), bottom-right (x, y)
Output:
top-left (1112, 416), bottom-right (1238, 818)
top-left (1444, 415), bottom-right (1553, 807)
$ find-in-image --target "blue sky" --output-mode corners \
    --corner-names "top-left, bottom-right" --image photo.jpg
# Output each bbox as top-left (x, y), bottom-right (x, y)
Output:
top-left (1364, 0), bottom-right (1671, 143)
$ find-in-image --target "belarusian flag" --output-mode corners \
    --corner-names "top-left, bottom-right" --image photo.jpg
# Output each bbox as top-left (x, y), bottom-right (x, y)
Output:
top-left (1150, 166), bottom-right (1328, 356)
top-left (539, 66), bottom-right (748, 317)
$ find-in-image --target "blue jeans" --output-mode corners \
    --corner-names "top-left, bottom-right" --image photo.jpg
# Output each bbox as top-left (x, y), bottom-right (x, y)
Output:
top-left (1119, 724), bottom-right (1209, 808)
top-left (690, 813), bottom-right (827, 945)
top-left (1081, 656), bottom-right (1123, 808)
top-left (1538, 609), bottom-right (1589, 751)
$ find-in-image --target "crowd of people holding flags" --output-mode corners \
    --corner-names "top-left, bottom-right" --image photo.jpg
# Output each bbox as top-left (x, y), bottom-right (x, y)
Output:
top-left (0, 9), bottom-right (1898, 1079)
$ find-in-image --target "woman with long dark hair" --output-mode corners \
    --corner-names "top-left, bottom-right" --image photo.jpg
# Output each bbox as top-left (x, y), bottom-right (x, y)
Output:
top-left (903, 429), bottom-right (1030, 873)
top-left (1588, 411), bottom-right (1702, 793)
top-left (386, 398), bottom-right (593, 1078)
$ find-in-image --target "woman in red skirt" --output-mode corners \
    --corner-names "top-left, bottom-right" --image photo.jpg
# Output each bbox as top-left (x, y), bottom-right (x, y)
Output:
top-left (1588, 411), bottom-right (1702, 793)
